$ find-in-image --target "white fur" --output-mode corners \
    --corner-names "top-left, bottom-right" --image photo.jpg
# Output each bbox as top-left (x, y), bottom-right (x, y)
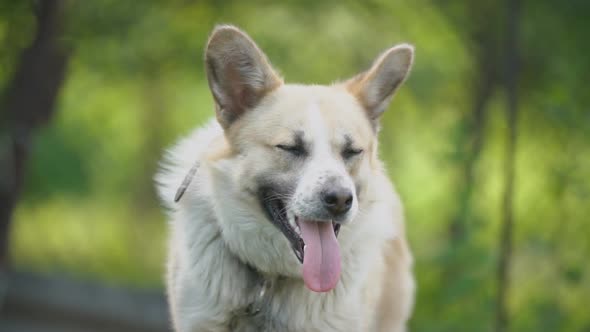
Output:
top-left (157, 116), bottom-right (408, 331)
top-left (290, 102), bottom-right (359, 224)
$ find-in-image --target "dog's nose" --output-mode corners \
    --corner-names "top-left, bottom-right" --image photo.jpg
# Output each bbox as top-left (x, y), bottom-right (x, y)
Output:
top-left (321, 188), bottom-right (353, 216)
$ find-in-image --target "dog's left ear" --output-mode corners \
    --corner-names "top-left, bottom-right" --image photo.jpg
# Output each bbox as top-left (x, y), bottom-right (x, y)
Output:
top-left (345, 44), bottom-right (414, 128)
top-left (205, 25), bottom-right (283, 129)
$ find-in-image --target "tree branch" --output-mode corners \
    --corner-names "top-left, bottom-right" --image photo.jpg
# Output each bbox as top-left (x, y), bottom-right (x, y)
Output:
top-left (495, 0), bottom-right (521, 330)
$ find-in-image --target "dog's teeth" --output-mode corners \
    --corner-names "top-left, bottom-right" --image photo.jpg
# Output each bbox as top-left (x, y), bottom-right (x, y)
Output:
top-left (295, 225), bottom-right (301, 235)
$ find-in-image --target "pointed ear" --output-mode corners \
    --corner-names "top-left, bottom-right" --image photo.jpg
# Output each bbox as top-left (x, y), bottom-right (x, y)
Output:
top-left (205, 25), bottom-right (283, 129)
top-left (345, 44), bottom-right (414, 127)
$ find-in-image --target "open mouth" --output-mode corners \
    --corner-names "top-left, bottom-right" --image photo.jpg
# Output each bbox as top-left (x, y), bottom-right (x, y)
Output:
top-left (260, 188), bottom-right (342, 292)
top-left (259, 192), bottom-right (341, 263)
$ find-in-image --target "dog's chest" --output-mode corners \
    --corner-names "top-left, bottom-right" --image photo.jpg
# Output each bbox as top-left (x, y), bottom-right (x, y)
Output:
top-left (227, 311), bottom-right (277, 332)
top-left (225, 277), bottom-right (362, 332)
top-left (227, 302), bottom-right (359, 332)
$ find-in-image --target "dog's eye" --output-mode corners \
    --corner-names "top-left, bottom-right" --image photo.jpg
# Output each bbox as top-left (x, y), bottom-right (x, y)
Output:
top-left (342, 148), bottom-right (363, 159)
top-left (276, 144), bottom-right (306, 157)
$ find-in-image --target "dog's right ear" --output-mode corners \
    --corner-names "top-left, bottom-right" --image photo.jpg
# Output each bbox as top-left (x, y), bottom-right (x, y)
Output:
top-left (205, 25), bottom-right (283, 129)
top-left (345, 44), bottom-right (414, 129)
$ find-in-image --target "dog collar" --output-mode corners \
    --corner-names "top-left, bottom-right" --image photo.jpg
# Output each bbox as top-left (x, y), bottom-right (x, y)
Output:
top-left (240, 277), bottom-right (273, 317)
top-left (246, 278), bottom-right (274, 316)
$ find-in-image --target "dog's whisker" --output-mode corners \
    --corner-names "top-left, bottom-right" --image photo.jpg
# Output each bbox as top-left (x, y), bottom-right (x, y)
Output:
top-left (262, 193), bottom-right (293, 203)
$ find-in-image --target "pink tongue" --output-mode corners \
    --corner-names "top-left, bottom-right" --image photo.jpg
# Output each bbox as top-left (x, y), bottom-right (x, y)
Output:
top-left (299, 220), bottom-right (341, 292)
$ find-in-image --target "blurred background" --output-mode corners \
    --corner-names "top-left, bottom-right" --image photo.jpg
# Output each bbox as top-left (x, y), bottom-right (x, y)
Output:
top-left (1, 0), bottom-right (588, 331)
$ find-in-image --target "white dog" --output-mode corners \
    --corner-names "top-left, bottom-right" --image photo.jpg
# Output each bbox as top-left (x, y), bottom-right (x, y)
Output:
top-left (156, 25), bottom-right (415, 332)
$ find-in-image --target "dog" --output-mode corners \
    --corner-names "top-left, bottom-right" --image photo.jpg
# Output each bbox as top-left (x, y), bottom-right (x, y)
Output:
top-left (156, 25), bottom-right (415, 332)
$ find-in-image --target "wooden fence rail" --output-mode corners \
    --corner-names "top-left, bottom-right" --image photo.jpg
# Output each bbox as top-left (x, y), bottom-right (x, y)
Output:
top-left (0, 271), bottom-right (171, 332)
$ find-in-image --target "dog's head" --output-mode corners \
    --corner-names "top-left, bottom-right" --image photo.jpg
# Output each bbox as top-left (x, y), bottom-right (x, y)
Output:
top-left (205, 25), bottom-right (413, 292)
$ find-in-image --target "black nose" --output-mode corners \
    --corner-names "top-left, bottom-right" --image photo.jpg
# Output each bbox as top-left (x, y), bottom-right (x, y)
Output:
top-left (321, 188), bottom-right (353, 216)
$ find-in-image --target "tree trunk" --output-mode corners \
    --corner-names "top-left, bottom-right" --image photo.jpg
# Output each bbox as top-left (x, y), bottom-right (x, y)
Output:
top-left (448, 69), bottom-right (494, 243)
top-left (0, 0), bottom-right (70, 269)
top-left (448, 2), bottom-right (500, 244)
top-left (495, 0), bottom-right (521, 330)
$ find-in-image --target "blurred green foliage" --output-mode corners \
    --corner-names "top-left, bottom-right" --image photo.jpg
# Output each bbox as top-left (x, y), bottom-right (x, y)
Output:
top-left (2, 0), bottom-right (589, 331)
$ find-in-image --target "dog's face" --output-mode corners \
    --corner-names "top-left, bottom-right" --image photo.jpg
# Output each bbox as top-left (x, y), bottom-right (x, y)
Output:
top-left (205, 26), bottom-right (413, 292)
